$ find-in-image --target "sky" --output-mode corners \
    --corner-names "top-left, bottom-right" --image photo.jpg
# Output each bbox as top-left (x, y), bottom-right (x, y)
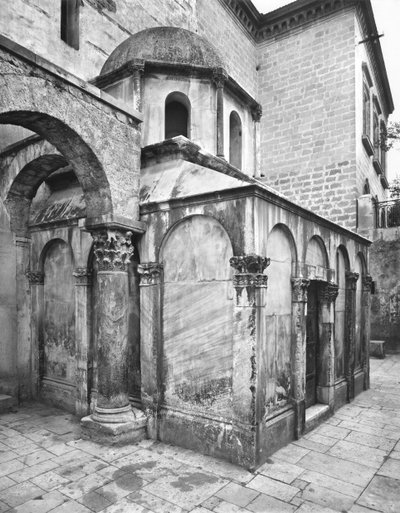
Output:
top-left (252, 0), bottom-right (400, 179)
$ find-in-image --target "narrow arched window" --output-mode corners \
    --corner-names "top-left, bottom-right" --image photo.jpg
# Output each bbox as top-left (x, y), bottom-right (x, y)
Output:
top-left (229, 111), bottom-right (242, 170)
top-left (165, 92), bottom-right (190, 140)
top-left (61, 0), bottom-right (80, 50)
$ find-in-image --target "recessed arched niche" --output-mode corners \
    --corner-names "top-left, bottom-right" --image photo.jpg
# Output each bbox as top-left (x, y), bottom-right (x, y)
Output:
top-left (165, 92), bottom-right (191, 140)
top-left (160, 215), bottom-right (233, 416)
top-left (229, 111), bottom-right (242, 170)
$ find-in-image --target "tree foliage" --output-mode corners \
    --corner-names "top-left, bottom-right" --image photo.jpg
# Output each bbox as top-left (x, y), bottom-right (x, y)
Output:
top-left (384, 121), bottom-right (400, 151)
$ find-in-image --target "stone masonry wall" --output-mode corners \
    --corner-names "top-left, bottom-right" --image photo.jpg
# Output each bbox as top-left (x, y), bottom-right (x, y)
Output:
top-left (257, 7), bottom-right (358, 230)
top-left (0, 0), bottom-right (257, 96)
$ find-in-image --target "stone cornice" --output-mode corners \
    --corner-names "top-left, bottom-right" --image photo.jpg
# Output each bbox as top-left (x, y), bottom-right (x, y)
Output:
top-left (91, 60), bottom-right (261, 115)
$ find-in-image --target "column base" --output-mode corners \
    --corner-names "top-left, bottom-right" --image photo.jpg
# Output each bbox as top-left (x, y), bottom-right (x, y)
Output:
top-left (81, 406), bottom-right (147, 445)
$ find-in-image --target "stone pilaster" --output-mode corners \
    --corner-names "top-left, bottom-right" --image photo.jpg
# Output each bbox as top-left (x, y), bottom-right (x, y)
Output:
top-left (138, 262), bottom-right (163, 439)
top-left (26, 270), bottom-right (44, 398)
top-left (73, 268), bottom-right (92, 417)
top-left (317, 281), bottom-right (339, 407)
top-left (131, 61), bottom-right (144, 112)
top-left (15, 236), bottom-right (31, 400)
top-left (230, 255), bottom-right (270, 426)
top-left (212, 68), bottom-right (227, 158)
top-left (81, 227), bottom-right (146, 443)
top-left (251, 104), bottom-right (262, 178)
top-left (362, 275), bottom-right (373, 390)
top-left (345, 271), bottom-right (359, 401)
top-left (291, 277), bottom-right (310, 439)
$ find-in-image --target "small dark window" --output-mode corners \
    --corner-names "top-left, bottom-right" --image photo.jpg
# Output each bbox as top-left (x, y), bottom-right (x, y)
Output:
top-left (363, 178), bottom-right (370, 195)
top-left (165, 93), bottom-right (190, 140)
top-left (229, 111), bottom-right (242, 170)
top-left (61, 0), bottom-right (80, 50)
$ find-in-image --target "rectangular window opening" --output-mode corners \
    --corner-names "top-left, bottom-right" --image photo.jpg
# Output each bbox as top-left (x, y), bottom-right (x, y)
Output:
top-left (61, 0), bottom-right (80, 50)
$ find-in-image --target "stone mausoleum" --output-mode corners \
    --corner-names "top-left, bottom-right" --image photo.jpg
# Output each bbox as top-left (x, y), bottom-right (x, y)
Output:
top-left (0, 0), bottom-right (392, 469)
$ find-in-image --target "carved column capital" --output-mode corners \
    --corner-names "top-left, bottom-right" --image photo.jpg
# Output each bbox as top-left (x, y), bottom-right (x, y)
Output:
top-left (251, 103), bottom-right (263, 122)
top-left (291, 278), bottom-right (310, 302)
top-left (138, 262), bottom-right (163, 285)
top-left (212, 67), bottom-right (228, 88)
top-left (320, 282), bottom-right (339, 304)
top-left (362, 274), bottom-right (373, 292)
top-left (346, 271), bottom-right (360, 290)
top-left (73, 267), bottom-right (92, 286)
top-left (25, 270), bottom-right (44, 285)
top-left (230, 254), bottom-right (270, 288)
top-left (91, 229), bottom-right (133, 272)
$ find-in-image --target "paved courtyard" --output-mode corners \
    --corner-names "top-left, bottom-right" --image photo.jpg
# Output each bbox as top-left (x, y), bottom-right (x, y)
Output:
top-left (0, 355), bottom-right (399, 513)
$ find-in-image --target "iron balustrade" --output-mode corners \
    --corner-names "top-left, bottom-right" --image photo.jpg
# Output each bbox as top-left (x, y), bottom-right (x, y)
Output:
top-left (376, 199), bottom-right (400, 228)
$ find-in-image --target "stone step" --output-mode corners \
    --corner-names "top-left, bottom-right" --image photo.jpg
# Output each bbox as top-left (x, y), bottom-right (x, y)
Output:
top-left (0, 394), bottom-right (17, 414)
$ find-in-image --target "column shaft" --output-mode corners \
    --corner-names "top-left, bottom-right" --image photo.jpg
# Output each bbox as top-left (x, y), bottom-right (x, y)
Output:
top-left (345, 272), bottom-right (359, 401)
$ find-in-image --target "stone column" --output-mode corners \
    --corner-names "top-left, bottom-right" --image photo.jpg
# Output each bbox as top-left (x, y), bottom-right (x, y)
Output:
top-left (291, 277), bottom-right (310, 439)
top-left (15, 236), bottom-right (31, 400)
top-left (25, 270), bottom-right (44, 398)
top-left (251, 104), bottom-right (262, 178)
top-left (81, 227), bottom-right (146, 443)
top-left (317, 282), bottom-right (339, 407)
top-left (73, 268), bottom-right (92, 417)
top-left (362, 275), bottom-right (373, 390)
top-left (230, 255), bottom-right (270, 425)
top-left (131, 61), bottom-right (144, 112)
top-left (213, 68), bottom-right (227, 158)
top-left (138, 262), bottom-right (163, 439)
top-left (345, 271), bottom-right (359, 401)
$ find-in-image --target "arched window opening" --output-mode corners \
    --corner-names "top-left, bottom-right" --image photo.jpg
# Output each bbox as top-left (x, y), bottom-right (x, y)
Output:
top-left (229, 111), bottom-right (242, 170)
top-left (165, 92), bottom-right (190, 140)
top-left (363, 178), bottom-right (370, 195)
top-left (61, 0), bottom-right (80, 50)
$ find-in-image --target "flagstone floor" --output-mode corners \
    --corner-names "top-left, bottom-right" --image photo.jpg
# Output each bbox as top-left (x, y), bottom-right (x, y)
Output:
top-left (0, 354), bottom-right (399, 513)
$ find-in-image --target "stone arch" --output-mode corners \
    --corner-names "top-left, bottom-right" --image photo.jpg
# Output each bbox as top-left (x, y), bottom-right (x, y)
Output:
top-left (0, 56), bottom-right (142, 220)
top-left (305, 235), bottom-right (329, 279)
top-left (5, 154), bottom-right (69, 235)
top-left (39, 238), bottom-right (76, 412)
top-left (165, 91), bottom-right (191, 140)
top-left (263, 224), bottom-right (298, 417)
top-left (335, 245), bottom-right (350, 381)
top-left (159, 214), bottom-right (234, 416)
top-left (229, 110), bottom-right (242, 170)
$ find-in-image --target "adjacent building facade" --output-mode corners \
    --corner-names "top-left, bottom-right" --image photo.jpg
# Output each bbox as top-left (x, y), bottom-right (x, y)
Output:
top-left (0, 0), bottom-right (392, 468)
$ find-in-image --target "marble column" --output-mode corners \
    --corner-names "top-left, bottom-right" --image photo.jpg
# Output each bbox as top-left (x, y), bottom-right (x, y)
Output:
top-left (317, 282), bottom-right (339, 407)
top-left (15, 236), bottom-right (31, 400)
top-left (131, 61), bottom-right (144, 112)
top-left (230, 255), bottom-right (270, 425)
top-left (81, 227), bottom-right (146, 443)
top-left (73, 268), bottom-right (92, 417)
top-left (362, 275), bottom-right (373, 390)
top-left (138, 262), bottom-right (163, 439)
top-left (251, 104), bottom-right (262, 178)
top-left (291, 277), bottom-right (310, 439)
top-left (25, 270), bottom-right (44, 399)
top-left (212, 68), bottom-right (227, 158)
top-left (345, 271), bottom-right (359, 401)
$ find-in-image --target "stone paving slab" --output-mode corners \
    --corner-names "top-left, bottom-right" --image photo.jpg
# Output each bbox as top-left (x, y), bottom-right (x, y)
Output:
top-left (0, 355), bottom-right (399, 512)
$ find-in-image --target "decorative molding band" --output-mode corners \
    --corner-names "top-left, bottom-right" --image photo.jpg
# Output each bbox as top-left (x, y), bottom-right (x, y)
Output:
top-left (25, 270), bottom-right (44, 285)
top-left (230, 254), bottom-right (270, 274)
top-left (291, 277), bottom-right (310, 302)
top-left (91, 229), bottom-right (133, 272)
top-left (232, 273), bottom-right (268, 288)
top-left (320, 282), bottom-right (339, 303)
top-left (73, 267), bottom-right (93, 286)
top-left (346, 271), bottom-right (360, 290)
top-left (138, 262), bottom-right (163, 285)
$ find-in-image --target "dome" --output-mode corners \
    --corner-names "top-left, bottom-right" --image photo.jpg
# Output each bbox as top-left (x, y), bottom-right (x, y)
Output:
top-left (101, 27), bottom-right (225, 75)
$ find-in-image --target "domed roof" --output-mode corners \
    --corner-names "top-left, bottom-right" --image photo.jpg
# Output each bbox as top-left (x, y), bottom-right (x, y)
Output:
top-left (101, 27), bottom-right (224, 75)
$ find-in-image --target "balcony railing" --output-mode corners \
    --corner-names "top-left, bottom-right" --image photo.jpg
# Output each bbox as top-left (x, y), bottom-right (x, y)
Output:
top-left (376, 199), bottom-right (400, 228)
